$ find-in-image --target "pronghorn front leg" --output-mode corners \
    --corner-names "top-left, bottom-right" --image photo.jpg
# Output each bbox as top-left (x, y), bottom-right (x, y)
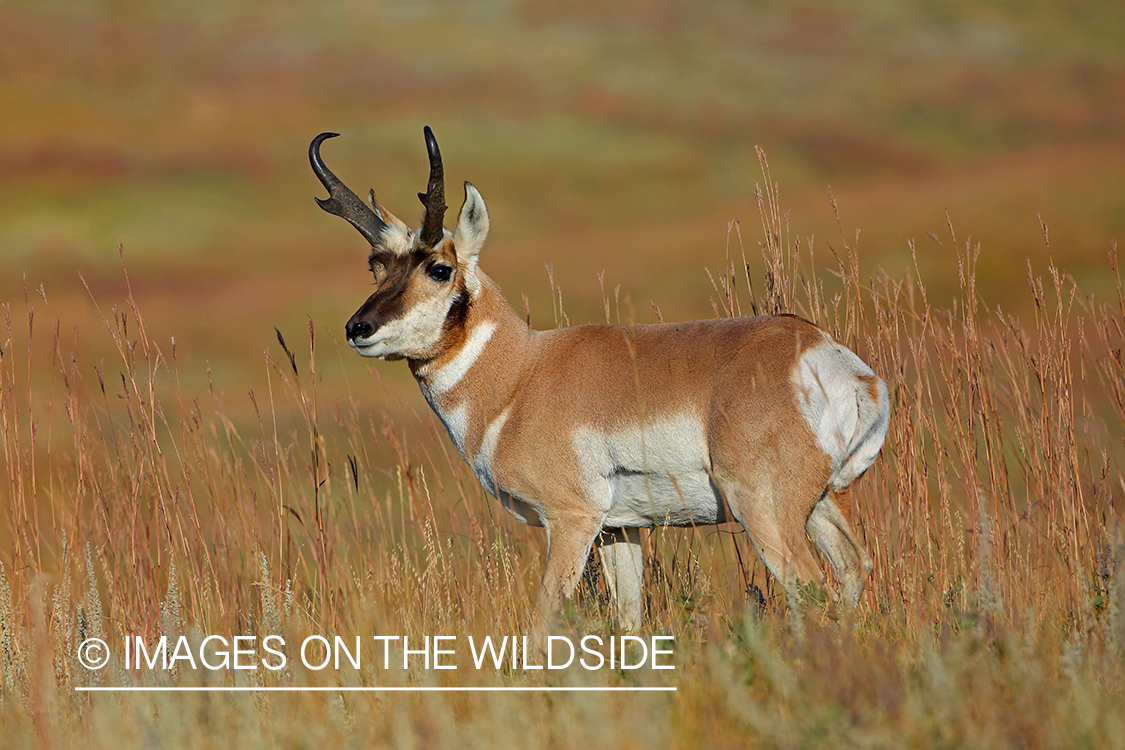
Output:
top-left (596, 527), bottom-right (644, 632)
top-left (531, 513), bottom-right (604, 650)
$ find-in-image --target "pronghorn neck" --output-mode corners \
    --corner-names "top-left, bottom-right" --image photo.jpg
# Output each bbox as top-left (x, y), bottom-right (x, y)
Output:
top-left (409, 271), bottom-right (531, 404)
top-left (408, 271), bottom-right (531, 472)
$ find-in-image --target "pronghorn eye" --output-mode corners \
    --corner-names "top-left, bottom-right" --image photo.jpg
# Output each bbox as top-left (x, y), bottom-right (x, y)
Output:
top-left (428, 264), bottom-right (453, 282)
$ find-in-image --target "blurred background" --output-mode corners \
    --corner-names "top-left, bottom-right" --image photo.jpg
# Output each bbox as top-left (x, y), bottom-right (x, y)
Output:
top-left (2, 0), bottom-right (1123, 419)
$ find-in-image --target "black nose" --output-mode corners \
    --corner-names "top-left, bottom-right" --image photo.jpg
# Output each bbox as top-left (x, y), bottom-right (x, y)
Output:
top-left (346, 319), bottom-right (374, 341)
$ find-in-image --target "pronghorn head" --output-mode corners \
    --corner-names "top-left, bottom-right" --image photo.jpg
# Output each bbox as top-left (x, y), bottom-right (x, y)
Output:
top-left (311, 127), bottom-right (490, 361)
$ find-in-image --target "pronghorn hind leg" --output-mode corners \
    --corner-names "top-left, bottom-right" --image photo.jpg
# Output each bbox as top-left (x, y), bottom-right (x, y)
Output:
top-left (595, 527), bottom-right (644, 633)
top-left (807, 490), bottom-right (873, 607)
top-left (746, 515), bottom-right (829, 602)
top-left (531, 513), bottom-right (605, 650)
top-left (717, 474), bottom-right (829, 601)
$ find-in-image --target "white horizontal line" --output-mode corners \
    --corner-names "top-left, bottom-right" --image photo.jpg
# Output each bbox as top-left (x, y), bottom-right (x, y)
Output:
top-left (75, 686), bottom-right (675, 693)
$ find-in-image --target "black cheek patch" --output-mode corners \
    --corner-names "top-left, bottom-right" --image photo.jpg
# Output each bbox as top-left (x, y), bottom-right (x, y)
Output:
top-left (444, 290), bottom-right (471, 332)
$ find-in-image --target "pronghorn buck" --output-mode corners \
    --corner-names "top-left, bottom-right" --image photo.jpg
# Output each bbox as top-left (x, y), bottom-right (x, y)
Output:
top-left (311, 127), bottom-right (890, 636)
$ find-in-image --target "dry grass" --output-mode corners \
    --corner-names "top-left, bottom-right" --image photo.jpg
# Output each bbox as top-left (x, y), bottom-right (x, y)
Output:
top-left (1, 148), bottom-right (1124, 748)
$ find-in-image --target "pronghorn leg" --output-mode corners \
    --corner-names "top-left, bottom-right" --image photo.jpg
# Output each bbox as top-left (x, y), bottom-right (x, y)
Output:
top-left (595, 527), bottom-right (644, 633)
top-left (807, 491), bottom-right (873, 607)
top-left (716, 472), bottom-right (829, 600)
top-left (741, 509), bottom-right (828, 600)
top-left (531, 514), bottom-right (604, 649)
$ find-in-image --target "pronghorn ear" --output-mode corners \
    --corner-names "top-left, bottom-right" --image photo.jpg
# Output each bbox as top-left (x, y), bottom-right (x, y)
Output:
top-left (453, 182), bottom-right (489, 266)
top-left (369, 190), bottom-right (410, 235)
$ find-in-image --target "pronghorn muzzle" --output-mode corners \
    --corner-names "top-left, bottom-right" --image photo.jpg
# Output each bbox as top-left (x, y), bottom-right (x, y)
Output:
top-left (344, 316), bottom-right (374, 342)
top-left (343, 247), bottom-right (431, 346)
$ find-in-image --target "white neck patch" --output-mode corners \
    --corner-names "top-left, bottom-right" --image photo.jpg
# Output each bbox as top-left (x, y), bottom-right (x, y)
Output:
top-left (425, 321), bottom-right (496, 396)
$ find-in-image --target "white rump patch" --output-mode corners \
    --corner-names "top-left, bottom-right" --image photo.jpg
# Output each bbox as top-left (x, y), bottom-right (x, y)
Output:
top-left (793, 335), bottom-right (890, 489)
top-left (426, 321), bottom-right (496, 395)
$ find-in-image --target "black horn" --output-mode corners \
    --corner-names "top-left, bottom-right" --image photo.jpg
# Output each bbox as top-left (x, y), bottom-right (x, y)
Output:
top-left (417, 125), bottom-right (447, 247)
top-left (310, 132), bottom-right (388, 247)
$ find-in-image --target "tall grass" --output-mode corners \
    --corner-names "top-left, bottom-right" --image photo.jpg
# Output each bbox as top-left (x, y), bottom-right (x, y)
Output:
top-left (1, 155), bottom-right (1124, 748)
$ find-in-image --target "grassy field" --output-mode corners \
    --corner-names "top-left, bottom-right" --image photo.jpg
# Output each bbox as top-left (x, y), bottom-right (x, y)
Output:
top-left (2, 2), bottom-right (1125, 747)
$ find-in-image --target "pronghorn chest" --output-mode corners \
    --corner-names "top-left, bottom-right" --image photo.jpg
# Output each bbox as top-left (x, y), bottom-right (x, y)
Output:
top-left (419, 389), bottom-right (472, 462)
top-left (421, 391), bottom-right (546, 527)
top-left (414, 319), bottom-right (500, 477)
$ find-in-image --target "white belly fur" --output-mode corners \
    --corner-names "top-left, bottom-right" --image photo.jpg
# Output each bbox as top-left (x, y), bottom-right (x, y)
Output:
top-left (604, 469), bottom-right (728, 527)
top-left (571, 413), bottom-right (725, 528)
